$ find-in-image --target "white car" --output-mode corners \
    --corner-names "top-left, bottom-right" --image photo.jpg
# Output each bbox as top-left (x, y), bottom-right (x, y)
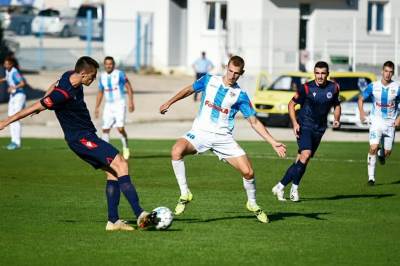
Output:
top-left (31, 8), bottom-right (76, 37)
top-left (328, 94), bottom-right (373, 130)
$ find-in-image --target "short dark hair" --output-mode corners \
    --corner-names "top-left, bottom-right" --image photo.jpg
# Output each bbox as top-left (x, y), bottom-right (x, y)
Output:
top-left (314, 61), bottom-right (329, 72)
top-left (75, 56), bottom-right (99, 73)
top-left (104, 56), bottom-right (115, 64)
top-left (228, 55), bottom-right (245, 70)
top-left (4, 55), bottom-right (16, 66)
top-left (383, 61), bottom-right (395, 71)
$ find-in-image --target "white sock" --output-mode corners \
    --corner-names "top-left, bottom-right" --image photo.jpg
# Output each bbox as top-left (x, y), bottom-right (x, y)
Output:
top-left (172, 160), bottom-right (189, 196)
top-left (277, 182), bottom-right (285, 190)
top-left (291, 184), bottom-right (298, 192)
top-left (102, 132), bottom-right (110, 142)
top-left (367, 153), bottom-right (376, 180)
top-left (120, 135), bottom-right (128, 149)
top-left (243, 177), bottom-right (257, 206)
top-left (10, 121), bottom-right (21, 146)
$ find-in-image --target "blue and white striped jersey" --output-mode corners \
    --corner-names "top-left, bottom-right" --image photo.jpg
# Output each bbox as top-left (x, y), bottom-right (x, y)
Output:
top-left (5, 67), bottom-right (25, 94)
top-left (192, 74), bottom-right (256, 134)
top-left (98, 69), bottom-right (127, 103)
top-left (362, 80), bottom-right (400, 121)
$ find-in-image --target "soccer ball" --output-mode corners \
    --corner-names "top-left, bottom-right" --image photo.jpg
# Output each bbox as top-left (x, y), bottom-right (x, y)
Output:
top-left (152, 206), bottom-right (173, 230)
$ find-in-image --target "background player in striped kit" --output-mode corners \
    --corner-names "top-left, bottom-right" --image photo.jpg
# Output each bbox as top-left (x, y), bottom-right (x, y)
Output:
top-left (0, 55), bottom-right (26, 150)
top-left (358, 61), bottom-right (400, 185)
top-left (95, 56), bottom-right (135, 160)
top-left (160, 55), bottom-right (286, 223)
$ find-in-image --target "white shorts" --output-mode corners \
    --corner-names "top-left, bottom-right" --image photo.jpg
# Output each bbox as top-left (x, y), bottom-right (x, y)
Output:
top-left (102, 102), bottom-right (126, 129)
top-left (8, 93), bottom-right (26, 116)
top-left (369, 119), bottom-right (396, 150)
top-left (183, 128), bottom-right (246, 160)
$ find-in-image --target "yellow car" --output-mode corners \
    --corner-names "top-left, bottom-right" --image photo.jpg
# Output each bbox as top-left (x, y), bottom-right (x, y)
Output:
top-left (253, 71), bottom-right (377, 126)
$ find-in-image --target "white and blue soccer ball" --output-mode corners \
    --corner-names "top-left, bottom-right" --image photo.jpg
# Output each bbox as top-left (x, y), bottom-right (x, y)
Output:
top-left (152, 206), bottom-right (173, 230)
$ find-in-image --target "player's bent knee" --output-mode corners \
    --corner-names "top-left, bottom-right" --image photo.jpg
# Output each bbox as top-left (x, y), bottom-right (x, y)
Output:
top-left (110, 154), bottom-right (129, 175)
top-left (369, 147), bottom-right (378, 154)
top-left (242, 168), bottom-right (254, 179)
top-left (171, 145), bottom-right (185, 160)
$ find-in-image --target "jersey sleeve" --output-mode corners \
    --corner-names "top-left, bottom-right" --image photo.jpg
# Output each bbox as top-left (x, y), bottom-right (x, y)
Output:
top-left (119, 71), bottom-right (127, 87)
top-left (332, 82), bottom-right (341, 107)
top-left (292, 84), bottom-right (307, 105)
top-left (362, 83), bottom-right (373, 100)
top-left (238, 91), bottom-right (256, 118)
top-left (192, 74), bottom-right (211, 92)
top-left (12, 70), bottom-right (23, 84)
top-left (40, 87), bottom-right (72, 110)
top-left (98, 77), bottom-right (104, 91)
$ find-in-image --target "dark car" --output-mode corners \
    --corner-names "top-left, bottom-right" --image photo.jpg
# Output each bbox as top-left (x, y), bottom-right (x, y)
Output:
top-left (5, 5), bottom-right (38, 35)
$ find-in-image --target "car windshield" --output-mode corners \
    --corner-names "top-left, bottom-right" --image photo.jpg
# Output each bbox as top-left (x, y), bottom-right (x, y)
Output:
top-left (268, 76), bottom-right (309, 91)
top-left (38, 9), bottom-right (60, 17)
top-left (77, 6), bottom-right (98, 19)
top-left (330, 77), bottom-right (371, 91)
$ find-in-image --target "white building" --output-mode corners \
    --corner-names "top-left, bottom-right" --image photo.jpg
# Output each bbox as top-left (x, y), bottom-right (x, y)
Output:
top-left (104, 0), bottom-right (400, 75)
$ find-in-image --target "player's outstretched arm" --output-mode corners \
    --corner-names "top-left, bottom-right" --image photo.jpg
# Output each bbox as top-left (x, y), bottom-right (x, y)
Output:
top-left (247, 116), bottom-right (286, 158)
top-left (357, 95), bottom-right (367, 123)
top-left (125, 78), bottom-right (135, 112)
top-left (332, 104), bottom-right (341, 128)
top-left (94, 91), bottom-right (104, 118)
top-left (159, 85), bottom-right (194, 114)
top-left (0, 101), bottom-right (46, 130)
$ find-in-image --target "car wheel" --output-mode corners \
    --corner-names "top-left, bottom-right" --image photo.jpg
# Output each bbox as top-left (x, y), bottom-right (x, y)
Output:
top-left (60, 26), bottom-right (71, 38)
top-left (18, 23), bottom-right (28, 35)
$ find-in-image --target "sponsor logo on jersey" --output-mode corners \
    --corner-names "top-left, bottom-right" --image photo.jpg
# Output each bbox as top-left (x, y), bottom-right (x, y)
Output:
top-left (43, 97), bottom-right (54, 108)
top-left (204, 100), bottom-right (229, 114)
top-left (80, 138), bottom-right (99, 149)
top-left (376, 102), bottom-right (395, 108)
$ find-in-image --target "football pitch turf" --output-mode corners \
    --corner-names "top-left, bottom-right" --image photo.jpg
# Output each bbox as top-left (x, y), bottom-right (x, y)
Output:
top-left (0, 138), bottom-right (399, 265)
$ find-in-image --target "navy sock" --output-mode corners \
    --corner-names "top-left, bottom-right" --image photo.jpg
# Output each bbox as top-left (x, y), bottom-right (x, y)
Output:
top-left (292, 161), bottom-right (307, 185)
top-left (105, 180), bottom-right (120, 223)
top-left (280, 163), bottom-right (296, 186)
top-left (118, 175), bottom-right (143, 218)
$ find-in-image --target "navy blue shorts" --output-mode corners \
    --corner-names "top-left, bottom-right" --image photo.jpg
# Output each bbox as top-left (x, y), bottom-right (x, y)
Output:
top-left (67, 133), bottom-right (119, 169)
top-left (297, 127), bottom-right (324, 157)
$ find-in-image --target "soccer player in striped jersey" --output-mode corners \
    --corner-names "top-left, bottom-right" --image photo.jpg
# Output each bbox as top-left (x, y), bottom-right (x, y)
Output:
top-left (0, 56), bottom-right (26, 150)
top-left (159, 55), bottom-right (286, 223)
top-left (358, 61), bottom-right (400, 185)
top-left (95, 56), bottom-right (135, 160)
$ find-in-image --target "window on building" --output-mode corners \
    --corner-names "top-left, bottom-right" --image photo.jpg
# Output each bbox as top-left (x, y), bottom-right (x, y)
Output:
top-left (205, 1), bottom-right (227, 31)
top-left (367, 1), bottom-right (389, 33)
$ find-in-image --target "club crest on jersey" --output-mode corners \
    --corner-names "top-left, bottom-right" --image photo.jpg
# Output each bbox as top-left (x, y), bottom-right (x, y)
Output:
top-left (229, 91), bottom-right (236, 97)
top-left (312, 92), bottom-right (317, 97)
top-left (326, 92), bottom-right (333, 99)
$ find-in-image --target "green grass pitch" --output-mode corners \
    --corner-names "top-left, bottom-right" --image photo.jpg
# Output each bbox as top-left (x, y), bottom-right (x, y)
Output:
top-left (0, 138), bottom-right (399, 265)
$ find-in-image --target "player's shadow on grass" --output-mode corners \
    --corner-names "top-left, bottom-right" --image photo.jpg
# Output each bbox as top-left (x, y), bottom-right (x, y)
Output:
top-left (174, 212), bottom-right (329, 223)
top-left (268, 212), bottom-right (329, 222)
top-left (303, 193), bottom-right (395, 201)
top-left (131, 154), bottom-right (171, 159)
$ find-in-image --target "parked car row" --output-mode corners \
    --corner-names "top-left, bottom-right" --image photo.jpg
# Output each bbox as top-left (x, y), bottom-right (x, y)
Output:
top-left (0, 3), bottom-right (104, 39)
top-left (253, 71), bottom-right (378, 130)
